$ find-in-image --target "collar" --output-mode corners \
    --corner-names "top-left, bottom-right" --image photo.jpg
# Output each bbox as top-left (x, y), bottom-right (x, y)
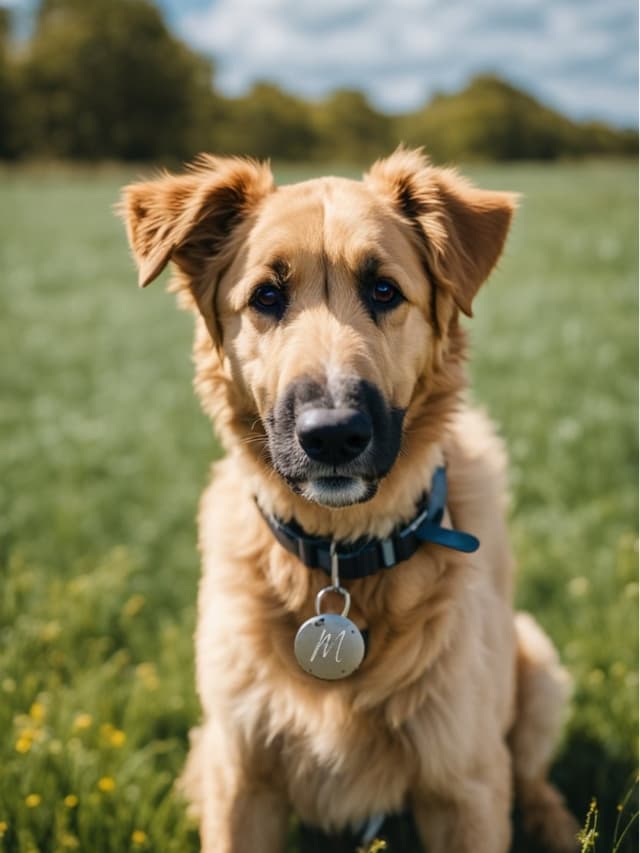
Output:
top-left (256, 466), bottom-right (480, 580)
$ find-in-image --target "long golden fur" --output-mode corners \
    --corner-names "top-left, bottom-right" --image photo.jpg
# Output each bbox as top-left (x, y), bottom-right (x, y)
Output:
top-left (121, 148), bottom-right (578, 852)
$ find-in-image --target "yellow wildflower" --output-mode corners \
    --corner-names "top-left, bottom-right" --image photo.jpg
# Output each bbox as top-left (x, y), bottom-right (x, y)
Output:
top-left (61, 833), bottom-right (79, 849)
top-left (122, 594), bottom-right (146, 617)
top-left (16, 724), bottom-right (37, 738)
top-left (97, 777), bottom-right (116, 793)
top-left (110, 729), bottom-right (126, 747)
top-left (64, 795), bottom-right (78, 808)
top-left (25, 794), bottom-right (41, 808)
top-left (73, 713), bottom-right (93, 731)
top-left (357, 840), bottom-right (387, 853)
top-left (15, 736), bottom-right (32, 754)
top-left (577, 798), bottom-right (599, 848)
top-left (29, 702), bottom-right (46, 722)
top-left (131, 830), bottom-right (148, 846)
top-left (99, 723), bottom-right (126, 747)
top-left (0, 822), bottom-right (7, 837)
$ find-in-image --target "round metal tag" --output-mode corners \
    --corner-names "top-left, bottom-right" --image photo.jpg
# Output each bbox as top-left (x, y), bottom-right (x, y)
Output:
top-left (294, 613), bottom-right (365, 680)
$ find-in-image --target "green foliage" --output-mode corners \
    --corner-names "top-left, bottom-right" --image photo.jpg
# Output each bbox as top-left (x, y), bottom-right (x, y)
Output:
top-left (576, 789), bottom-right (639, 853)
top-left (0, 548), bottom-right (200, 852)
top-left (213, 82), bottom-right (318, 161)
top-left (13, 0), bottom-right (214, 160)
top-left (0, 160), bottom-right (637, 851)
top-left (398, 75), bottom-right (638, 162)
top-left (311, 89), bottom-right (393, 163)
top-left (0, 9), bottom-right (19, 158)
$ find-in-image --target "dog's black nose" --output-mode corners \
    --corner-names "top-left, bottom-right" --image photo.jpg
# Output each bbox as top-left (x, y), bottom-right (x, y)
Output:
top-left (296, 408), bottom-right (372, 466)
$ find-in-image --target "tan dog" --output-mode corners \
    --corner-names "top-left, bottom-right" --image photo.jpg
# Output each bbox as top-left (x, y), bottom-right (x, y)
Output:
top-left (121, 149), bottom-right (578, 853)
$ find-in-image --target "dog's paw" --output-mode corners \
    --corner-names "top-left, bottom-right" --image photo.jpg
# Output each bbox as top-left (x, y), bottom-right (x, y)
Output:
top-left (521, 780), bottom-right (580, 852)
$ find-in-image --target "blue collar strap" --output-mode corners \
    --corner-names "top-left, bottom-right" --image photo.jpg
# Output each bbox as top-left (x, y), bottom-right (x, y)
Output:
top-left (256, 466), bottom-right (480, 581)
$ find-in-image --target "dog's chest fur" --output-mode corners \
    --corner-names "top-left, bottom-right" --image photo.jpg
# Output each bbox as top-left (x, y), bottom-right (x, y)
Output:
top-left (192, 408), bottom-right (516, 831)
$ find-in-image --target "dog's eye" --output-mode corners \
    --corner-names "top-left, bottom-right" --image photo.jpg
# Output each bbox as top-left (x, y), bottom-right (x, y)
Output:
top-left (370, 279), bottom-right (403, 309)
top-left (250, 284), bottom-right (287, 318)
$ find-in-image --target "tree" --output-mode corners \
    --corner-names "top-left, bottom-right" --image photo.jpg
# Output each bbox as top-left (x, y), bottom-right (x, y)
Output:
top-left (312, 89), bottom-right (392, 162)
top-left (215, 82), bottom-right (318, 161)
top-left (0, 8), bottom-right (19, 157)
top-left (396, 75), bottom-right (638, 162)
top-left (17, 0), bottom-right (215, 160)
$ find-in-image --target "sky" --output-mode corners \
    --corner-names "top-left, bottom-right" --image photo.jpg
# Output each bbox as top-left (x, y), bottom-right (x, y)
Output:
top-left (3, 0), bottom-right (638, 127)
top-left (158, 0), bottom-right (638, 127)
top-left (159, 0), bottom-right (638, 128)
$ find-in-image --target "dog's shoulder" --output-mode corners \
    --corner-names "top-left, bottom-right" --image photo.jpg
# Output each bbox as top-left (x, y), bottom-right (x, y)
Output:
top-left (445, 404), bottom-right (509, 496)
top-left (444, 404), bottom-right (514, 597)
top-left (197, 456), bottom-right (269, 566)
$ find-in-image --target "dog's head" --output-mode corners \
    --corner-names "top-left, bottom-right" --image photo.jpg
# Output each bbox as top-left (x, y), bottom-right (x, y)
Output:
top-left (121, 149), bottom-right (515, 508)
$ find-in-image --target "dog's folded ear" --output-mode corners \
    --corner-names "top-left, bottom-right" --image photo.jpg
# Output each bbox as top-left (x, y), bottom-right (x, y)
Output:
top-left (119, 155), bottom-right (274, 289)
top-left (365, 147), bottom-right (518, 316)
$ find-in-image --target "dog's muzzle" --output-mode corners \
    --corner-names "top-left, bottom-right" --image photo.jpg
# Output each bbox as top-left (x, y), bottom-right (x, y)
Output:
top-left (264, 377), bottom-right (404, 507)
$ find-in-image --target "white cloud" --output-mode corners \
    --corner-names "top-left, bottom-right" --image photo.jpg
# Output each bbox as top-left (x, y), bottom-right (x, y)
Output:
top-left (172, 0), bottom-right (638, 125)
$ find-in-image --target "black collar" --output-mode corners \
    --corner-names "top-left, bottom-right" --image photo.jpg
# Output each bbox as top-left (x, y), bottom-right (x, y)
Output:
top-left (256, 466), bottom-right (480, 580)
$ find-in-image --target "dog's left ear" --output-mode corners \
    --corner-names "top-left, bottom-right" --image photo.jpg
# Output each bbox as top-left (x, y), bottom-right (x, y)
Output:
top-left (365, 147), bottom-right (518, 316)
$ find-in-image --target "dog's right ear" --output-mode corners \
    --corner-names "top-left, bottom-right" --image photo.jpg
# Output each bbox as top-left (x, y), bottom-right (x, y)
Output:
top-left (119, 155), bottom-right (274, 289)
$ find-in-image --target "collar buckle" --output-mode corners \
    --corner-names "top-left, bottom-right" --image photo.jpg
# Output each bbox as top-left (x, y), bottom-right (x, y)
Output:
top-left (380, 538), bottom-right (396, 568)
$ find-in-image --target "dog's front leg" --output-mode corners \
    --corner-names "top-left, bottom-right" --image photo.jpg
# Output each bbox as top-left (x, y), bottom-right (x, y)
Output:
top-left (198, 719), bottom-right (290, 853)
top-left (412, 742), bottom-right (512, 853)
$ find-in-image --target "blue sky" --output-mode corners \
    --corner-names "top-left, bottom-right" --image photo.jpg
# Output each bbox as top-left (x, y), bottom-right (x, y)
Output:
top-left (158, 0), bottom-right (638, 127)
top-left (4, 0), bottom-right (637, 126)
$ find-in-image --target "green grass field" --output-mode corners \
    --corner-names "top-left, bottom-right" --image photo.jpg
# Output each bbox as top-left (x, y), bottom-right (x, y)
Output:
top-left (0, 161), bottom-right (637, 853)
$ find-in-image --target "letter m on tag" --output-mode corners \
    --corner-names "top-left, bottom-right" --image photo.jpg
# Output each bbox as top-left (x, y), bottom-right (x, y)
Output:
top-left (310, 628), bottom-right (346, 663)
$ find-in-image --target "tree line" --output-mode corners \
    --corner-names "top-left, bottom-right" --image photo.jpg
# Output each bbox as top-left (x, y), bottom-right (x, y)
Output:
top-left (0, 0), bottom-right (636, 164)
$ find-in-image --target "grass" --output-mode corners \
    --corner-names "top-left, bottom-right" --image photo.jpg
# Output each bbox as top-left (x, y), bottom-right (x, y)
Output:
top-left (0, 160), bottom-right (637, 852)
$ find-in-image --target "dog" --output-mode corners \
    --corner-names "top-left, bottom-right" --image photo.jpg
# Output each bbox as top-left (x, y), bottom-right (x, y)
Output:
top-left (120, 148), bottom-right (579, 853)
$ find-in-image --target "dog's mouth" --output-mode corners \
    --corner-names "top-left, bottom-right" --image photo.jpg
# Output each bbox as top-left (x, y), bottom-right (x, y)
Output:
top-left (298, 476), bottom-right (378, 508)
